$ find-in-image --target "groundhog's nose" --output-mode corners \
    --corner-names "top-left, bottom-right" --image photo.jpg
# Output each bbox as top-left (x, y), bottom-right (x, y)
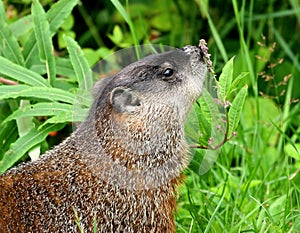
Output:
top-left (181, 45), bottom-right (204, 61)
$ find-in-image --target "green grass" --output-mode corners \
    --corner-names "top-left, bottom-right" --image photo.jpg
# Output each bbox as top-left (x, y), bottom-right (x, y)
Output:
top-left (0, 0), bottom-right (299, 232)
top-left (172, 0), bottom-right (300, 231)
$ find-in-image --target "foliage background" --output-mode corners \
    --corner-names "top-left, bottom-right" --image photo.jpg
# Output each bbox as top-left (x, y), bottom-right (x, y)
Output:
top-left (0, 0), bottom-right (299, 232)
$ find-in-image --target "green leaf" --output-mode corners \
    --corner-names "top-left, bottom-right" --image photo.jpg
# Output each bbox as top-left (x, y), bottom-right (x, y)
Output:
top-left (0, 1), bottom-right (25, 65)
top-left (57, 30), bottom-right (76, 49)
top-left (110, 0), bottom-right (130, 24)
top-left (32, 0), bottom-right (56, 85)
top-left (218, 56), bottom-right (235, 101)
top-left (185, 104), bottom-right (211, 145)
top-left (23, 0), bottom-right (79, 67)
top-left (195, 106), bottom-right (212, 146)
top-left (110, 0), bottom-right (140, 55)
top-left (150, 14), bottom-right (171, 31)
top-left (108, 25), bottom-right (124, 46)
top-left (187, 88), bottom-right (224, 146)
top-left (64, 35), bottom-right (93, 92)
top-left (0, 123), bottom-right (66, 174)
top-left (0, 1), bottom-right (5, 22)
top-left (46, 0), bottom-right (79, 35)
top-left (9, 15), bottom-right (33, 39)
top-left (22, 33), bottom-right (40, 68)
top-left (228, 72), bottom-right (248, 97)
top-left (243, 97), bottom-right (280, 146)
top-left (0, 85), bottom-right (75, 104)
top-left (82, 48), bottom-right (101, 67)
top-left (55, 57), bottom-right (76, 77)
top-left (284, 143), bottom-right (300, 160)
top-left (197, 89), bottom-right (215, 125)
top-left (196, 90), bottom-right (214, 144)
top-left (268, 195), bottom-right (286, 223)
top-left (61, 14), bottom-right (75, 31)
top-left (0, 121), bottom-right (18, 157)
top-left (15, 100), bottom-right (35, 137)
top-left (29, 57), bottom-right (76, 77)
top-left (198, 88), bottom-right (225, 146)
top-left (0, 56), bottom-right (50, 87)
top-left (13, 100), bottom-right (37, 163)
top-left (228, 85), bottom-right (248, 137)
top-left (42, 108), bottom-right (88, 126)
top-left (241, 180), bottom-right (262, 191)
top-left (2, 102), bottom-right (74, 125)
top-left (32, 0), bottom-right (50, 61)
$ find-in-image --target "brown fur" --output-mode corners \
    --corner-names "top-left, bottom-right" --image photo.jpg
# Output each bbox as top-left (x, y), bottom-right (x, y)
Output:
top-left (0, 46), bottom-right (206, 232)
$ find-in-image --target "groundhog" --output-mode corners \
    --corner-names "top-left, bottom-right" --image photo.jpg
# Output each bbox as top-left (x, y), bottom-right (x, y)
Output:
top-left (0, 45), bottom-right (207, 232)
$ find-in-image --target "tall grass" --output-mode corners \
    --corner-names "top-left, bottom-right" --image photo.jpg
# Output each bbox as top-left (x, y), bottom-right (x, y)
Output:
top-left (0, 0), bottom-right (299, 232)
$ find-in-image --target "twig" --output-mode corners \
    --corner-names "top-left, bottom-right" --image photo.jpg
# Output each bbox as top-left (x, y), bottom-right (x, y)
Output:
top-left (0, 77), bottom-right (18, 85)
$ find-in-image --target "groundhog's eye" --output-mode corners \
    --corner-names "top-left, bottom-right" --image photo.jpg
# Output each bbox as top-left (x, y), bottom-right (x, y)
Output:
top-left (163, 68), bottom-right (174, 78)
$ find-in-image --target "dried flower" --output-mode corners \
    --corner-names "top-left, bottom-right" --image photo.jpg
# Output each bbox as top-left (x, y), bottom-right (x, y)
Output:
top-left (224, 100), bottom-right (232, 108)
top-left (198, 39), bottom-right (216, 78)
top-left (208, 137), bottom-right (214, 145)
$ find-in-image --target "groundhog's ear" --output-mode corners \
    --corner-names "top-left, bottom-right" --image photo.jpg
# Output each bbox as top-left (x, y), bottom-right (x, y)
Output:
top-left (110, 87), bottom-right (141, 113)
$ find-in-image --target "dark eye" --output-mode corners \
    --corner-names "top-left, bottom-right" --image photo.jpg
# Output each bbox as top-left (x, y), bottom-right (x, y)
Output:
top-left (163, 68), bottom-right (174, 77)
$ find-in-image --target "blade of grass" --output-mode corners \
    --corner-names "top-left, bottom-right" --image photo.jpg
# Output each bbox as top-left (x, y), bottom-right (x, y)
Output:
top-left (77, 5), bottom-right (105, 47)
top-left (272, 27), bottom-right (300, 72)
top-left (289, 0), bottom-right (300, 25)
top-left (203, 191), bottom-right (226, 233)
top-left (249, 8), bottom-right (300, 21)
top-left (232, 0), bottom-right (261, 155)
top-left (110, 0), bottom-right (141, 59)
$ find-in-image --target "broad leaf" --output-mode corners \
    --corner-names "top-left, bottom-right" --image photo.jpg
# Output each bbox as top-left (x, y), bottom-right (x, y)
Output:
top-left (218, 56), bottom-right (234, 101)
top-left (228, 85), bottom-right (248, 136)
top-left (227, 72), bottom-right (248, 102)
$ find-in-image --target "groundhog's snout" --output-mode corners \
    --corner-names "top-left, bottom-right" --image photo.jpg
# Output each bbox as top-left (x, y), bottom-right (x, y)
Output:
top-left (181, 45), bottom-right (204, 62)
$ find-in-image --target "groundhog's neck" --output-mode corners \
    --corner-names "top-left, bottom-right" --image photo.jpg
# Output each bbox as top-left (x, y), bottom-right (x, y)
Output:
top-left (75, 103), bottom-right (190, 190)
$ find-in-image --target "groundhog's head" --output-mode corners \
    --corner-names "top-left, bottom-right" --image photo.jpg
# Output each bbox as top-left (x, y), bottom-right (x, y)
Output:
top-left (93, 45), bottom-right (207, 125)
top-left (89, 46), bottom-right (208, 184)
